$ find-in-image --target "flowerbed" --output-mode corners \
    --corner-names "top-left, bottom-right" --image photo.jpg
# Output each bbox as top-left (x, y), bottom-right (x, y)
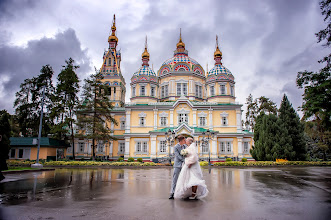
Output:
top-left (7, 160), bottom-right (331, 167)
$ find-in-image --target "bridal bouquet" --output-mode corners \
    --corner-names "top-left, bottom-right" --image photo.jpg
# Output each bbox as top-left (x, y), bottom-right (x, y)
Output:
top-left (180, 149), bottom-right (188, 157)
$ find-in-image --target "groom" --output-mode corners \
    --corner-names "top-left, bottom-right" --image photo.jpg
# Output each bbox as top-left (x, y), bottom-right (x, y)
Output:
top-left (169, 135), bottom-right (186, 199)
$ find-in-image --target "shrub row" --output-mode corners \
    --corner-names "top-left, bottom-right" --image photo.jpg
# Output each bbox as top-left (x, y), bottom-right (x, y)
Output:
top-left (212, 161), bottom-right (331, 166)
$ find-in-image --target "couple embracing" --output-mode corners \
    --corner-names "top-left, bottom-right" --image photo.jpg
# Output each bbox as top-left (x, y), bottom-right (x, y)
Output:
top-left (169, 135), bottom-right (208, 200)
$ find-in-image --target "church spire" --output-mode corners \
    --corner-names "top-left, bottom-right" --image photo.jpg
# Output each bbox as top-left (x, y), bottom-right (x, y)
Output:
top-left (142, 36), bottom-right (150, 66)
top-left (214, 35), bottom-right (222, 65)
top-left (108, 14), bottom-right (118, 48)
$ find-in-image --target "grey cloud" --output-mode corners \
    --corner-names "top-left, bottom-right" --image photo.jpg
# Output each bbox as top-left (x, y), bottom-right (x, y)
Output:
top-left (0, 28), bottom-right (92, 112)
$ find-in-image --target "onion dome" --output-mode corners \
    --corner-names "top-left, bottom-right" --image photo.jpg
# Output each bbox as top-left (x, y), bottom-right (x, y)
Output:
top-left (108, 14), bottom-right (118, 43)
top-left (133, 36), bottom-right (156, 76)
top-left (208, 35), bottom-right (234, 79)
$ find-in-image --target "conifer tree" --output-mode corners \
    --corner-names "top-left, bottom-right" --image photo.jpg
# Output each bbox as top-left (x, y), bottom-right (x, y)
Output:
top-left (76, 69), bottom-right (117, 160)
top-left (279, 94), bottom-right (307, 160)
top-left (251, 112), bottom-right (295, 161)
top-left (0, 110), bottom-right (11, 173)
top-left (51, 58), bottom-right (80, 159)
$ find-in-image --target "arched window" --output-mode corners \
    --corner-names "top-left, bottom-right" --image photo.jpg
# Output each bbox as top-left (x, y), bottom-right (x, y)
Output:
top-left (162, 70), bottom-right (168, 75)
top-left (178, 67), bottom-right (186, 71)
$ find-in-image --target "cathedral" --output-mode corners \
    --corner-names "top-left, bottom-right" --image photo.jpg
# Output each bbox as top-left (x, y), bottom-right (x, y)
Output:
top-left (72, 15), bottom-right (254, 162)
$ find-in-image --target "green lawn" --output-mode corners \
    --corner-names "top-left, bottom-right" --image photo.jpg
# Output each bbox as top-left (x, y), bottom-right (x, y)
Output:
top-left (5, 167), bottom-right (41, 171)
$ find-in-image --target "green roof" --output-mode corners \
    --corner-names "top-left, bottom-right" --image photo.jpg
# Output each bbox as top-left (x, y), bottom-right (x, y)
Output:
top-left (10, 137), bottom-right (69, 148)
top-left (151, 126), bottom-right (215, 133)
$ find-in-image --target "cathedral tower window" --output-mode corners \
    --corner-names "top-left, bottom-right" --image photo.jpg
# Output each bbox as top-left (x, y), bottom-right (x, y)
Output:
top-left (220, 84), bottom-right (226, 95)
top-left (220, 112), bottom-right (229, 126)
top-left (132, 86), bottom-right (136, 97)
top-left (139, 117), bottom-right (145, 126)
top-left (140, 86), bottom-right (145, 96)
top-left (177, 83), bottom-right (187, 96)
top-left (210, 85), bottom-right (215, 96)
top-left (230, 85), bottom-right (234, 96)
top-left (151, 87), bottom-right (155, 97)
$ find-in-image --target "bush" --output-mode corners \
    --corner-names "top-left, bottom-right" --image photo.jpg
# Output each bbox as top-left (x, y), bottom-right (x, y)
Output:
top-left (241, 158), bottom-right (247, 162)
top-left (200, 161), bottom-right (209, 166)
top-left (127, 157), bottom-right (134, 162)
top-left (226, 158), bottom-right (232, 162)
top-left (137, 158), bottom-right (143, 163)
top-left (140, 162), bottom-right (157, 166)
top-left (117, 157), bottom-right (124, 162)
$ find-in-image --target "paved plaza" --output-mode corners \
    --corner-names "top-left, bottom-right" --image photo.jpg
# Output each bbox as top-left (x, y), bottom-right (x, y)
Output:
top-left (0, 167), bottom-right (330, 220)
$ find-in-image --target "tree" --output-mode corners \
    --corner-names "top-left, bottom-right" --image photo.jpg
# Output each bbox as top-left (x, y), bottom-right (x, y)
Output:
top-left (251, 112), bottom-right (295, 161)
top-left (76, 69), bottom-right (117, 160)
top-left (279, 94), bottom-right (307, 160)
top-left (296, 0), bottom-right (331, 160)
top-left (51, 58), bottom-right (80, 159)
top-left (245, 94), bottom-right (258, 131)
top-left (0, 110), bottom-right (11, 173)
top-left (244, 95), bottom-right (277, 132)
top-left (14, 65), bottom-right (55, 137)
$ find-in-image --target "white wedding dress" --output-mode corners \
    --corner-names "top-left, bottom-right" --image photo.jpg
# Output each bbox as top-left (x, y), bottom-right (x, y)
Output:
top-left (174, 143), bottom-right (209, 199)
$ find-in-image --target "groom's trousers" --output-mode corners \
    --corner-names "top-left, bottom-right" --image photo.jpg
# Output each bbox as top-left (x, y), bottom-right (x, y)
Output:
top-left (170, 167), bottom-right (182, 194)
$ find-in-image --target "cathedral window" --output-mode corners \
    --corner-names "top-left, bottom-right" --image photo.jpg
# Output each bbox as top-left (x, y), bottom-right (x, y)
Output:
top-left (108, 58), bottom-right (111, 65)
top-left (177, 83), bottom-right (187, 96)
top-left (151, 87), bottom-right (155, 97)
top-left (161, 86), bottom-right (165, 98)
top-left (120, 121), bottom-right (125, 130)
top-left (108, 87), bottom-right (112, 96)
top-left (210, 85), bottom-right (215, 96)
top-left (132, 86), bottom-right (136, 97)
top-left (244, 142), bottom-right (249, 153)
top-left (222, 116), bottom-right (228, 126)
top-left (136, 141), bottom-right (148, 153)
top-left (165, 85), bottom-right (169, 97)
top-left (221, 85), bottom-right (226, 95)
top-left (140, 86), bottom-right (145, 96)
top-left (98, 141), bottom-right (104, 153)
top-left (199, 117), bottom-right (206, 126)
top-left (160, 141), bottom-right (167, 153)
top-left (178, 113), bottom-right (188, 124)
top-left (230, 85), bottom-right (234, 96)
top-left (139, 117), bottom-right (145, 126)
top-left (178, 67), bottom-right (186, 71)
top-left (227, 142), bottom-right (232, 153)
top-left (220, 142), bottom-right (225, 153)
top-left (160, 117), bottom-right (167, 126)
top-left (114, 87), bottom-right (116, 94)
top-left (202, 142), bottom-right (209, 153)
top-left (119, 143), bottom-right (125, 154)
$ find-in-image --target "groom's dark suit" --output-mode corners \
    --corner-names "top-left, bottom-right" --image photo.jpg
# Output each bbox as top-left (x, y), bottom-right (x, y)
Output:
top-left (170, 143), bottom-right (186, 196)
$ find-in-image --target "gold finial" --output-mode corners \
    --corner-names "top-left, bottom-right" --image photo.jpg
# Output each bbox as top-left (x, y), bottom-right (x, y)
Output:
top-left (142, 35), bottom-right (150, 59)
top-left (214, 35), bottom-right (222, 58)
top-left (176, 28), bottom-right (185, 48)
top-left (108, 14), bottom-right (118, 43)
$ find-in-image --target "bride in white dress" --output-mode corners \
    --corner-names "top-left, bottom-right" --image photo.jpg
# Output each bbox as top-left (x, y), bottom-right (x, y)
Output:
top-left (174, 137), bottom-right (209, 199)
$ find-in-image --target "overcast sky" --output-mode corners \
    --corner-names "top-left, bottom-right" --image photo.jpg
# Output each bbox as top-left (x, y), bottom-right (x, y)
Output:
top-left (0, 0), bottom-right (328, 118)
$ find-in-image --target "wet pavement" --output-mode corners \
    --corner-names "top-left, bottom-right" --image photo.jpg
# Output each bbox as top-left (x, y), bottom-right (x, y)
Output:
top-left (0, 167), bottom-right (330, 220)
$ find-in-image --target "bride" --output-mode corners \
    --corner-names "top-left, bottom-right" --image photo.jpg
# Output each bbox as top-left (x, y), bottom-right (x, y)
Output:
top-left (174, 137), bottom-right (208, 199)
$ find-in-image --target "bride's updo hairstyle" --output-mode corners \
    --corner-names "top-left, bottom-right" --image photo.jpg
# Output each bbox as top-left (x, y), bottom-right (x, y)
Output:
top-left (186, 137), bottom-right (194, 144)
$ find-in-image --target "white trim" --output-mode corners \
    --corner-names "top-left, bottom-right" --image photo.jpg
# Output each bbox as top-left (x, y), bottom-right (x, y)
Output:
top-left (176, 108), bottom-right (190, 114)
top-left (197, 111), bottom-right (207, 117)
top-left (159, 111), bottom-right (169, 117)
top-left (120, 116), bottom-right (126, 121)
top-left (175, 79), bottom-right (189, 83)
top-left (138, 112), bottom-right (147, 117)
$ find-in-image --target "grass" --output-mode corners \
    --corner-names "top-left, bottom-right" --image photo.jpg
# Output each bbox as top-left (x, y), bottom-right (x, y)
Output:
top-left (6, 167), bottom-right (41, 171)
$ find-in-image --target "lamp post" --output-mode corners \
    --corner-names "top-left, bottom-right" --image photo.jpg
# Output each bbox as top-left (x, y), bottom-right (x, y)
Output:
top-left (165, 129), bottom-right (176, 164)
top-left (201, 130), bottom-right (215, 166)
top-left (32, 86), bottom-right (45, 169)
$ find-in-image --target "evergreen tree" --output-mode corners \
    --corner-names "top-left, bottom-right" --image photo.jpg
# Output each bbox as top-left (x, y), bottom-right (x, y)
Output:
top-left (51, 58), bottom-right (80, 159)
top-left (279, 94), bottom-right (307, 160)
top-left (14, 65), bottom-right (55, 137)
top-left (0, 110), bottom-right (11, 172)
top-left (76, 69), bottom-right (117, 160)
top-left (251, 112), bottom-right (295, 161)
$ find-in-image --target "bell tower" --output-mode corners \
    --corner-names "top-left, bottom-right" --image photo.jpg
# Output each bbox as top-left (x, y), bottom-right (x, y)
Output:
top-left (100, 14), bottom-right (126, 107)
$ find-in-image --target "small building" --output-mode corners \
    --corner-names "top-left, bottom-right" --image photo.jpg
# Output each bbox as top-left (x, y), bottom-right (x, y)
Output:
top-left (9, 137), bottom-right (68, 161)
